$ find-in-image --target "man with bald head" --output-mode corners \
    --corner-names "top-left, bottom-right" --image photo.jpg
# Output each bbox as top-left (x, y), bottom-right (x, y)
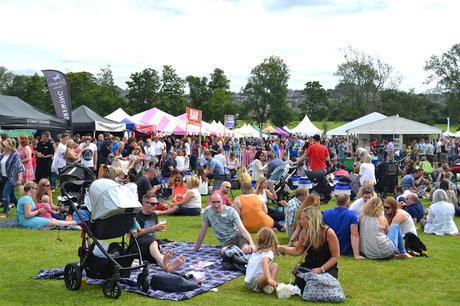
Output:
top-left (206, 181), bottom-right (233, 207)
top-left (194, 193), bottom-right (255, 254)
top-left (323, 193), bottom-right (365, 259)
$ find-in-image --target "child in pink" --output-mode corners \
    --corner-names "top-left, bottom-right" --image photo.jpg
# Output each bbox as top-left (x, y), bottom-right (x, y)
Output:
top-left (35, 195), bottom-right (57, 219)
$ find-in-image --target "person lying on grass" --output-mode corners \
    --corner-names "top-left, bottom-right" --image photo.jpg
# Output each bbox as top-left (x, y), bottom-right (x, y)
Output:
top-left (16, 181), bottom-right (78, 229)
top-left (130, 194), bottom-right (184, 272)
top-left (245, 227), bottom-right (280, 295)
top-left (194, 193), bottom-right (256, 254)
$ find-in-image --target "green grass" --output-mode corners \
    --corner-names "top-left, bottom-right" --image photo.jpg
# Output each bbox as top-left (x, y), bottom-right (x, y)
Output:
top-left (1, 190), bottom-right (460, 305)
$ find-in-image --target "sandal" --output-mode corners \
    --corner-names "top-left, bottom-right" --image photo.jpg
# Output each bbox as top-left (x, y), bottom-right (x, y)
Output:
top-left (0, 213), bottom-right (7, 219)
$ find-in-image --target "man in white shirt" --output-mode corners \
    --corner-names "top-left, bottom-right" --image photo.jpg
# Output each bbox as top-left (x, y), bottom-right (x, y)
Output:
top-left (143, 138), bottom-right (156, 164)
top-left (183, 139), bottom-right (191, 157)
top-left (152, 135), bottom-right (166, 166)
top-left (79, 134), bottom-right (98, 171)
top-left (50, 133), bottom-right (69, 189)
top-left (349, 188), bottom-right (373, 214)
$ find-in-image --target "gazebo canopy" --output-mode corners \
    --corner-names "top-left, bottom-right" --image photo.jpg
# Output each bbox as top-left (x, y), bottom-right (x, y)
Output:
top-left (73, 105), bottom-right (126, 132)
top-left (290, 114), bottom-right (322, 136)
top-left (347, 115), bottom-right (442, 135)
top-left (327, 112), bottom-right (387, 136)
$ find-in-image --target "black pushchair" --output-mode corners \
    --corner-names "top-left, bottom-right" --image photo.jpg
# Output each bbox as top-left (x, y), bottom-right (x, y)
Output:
top-left (62, 179), bottom-right (149, 299)
top-left (59, 163), bottom-right (96, 206)
top-left (270, 161), bottom-right (297, 201)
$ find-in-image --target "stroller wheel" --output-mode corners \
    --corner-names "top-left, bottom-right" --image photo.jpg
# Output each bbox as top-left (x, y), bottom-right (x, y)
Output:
top-left (103, 280), bottom-right (121, 299)
top-left (64, 263), bottom-right (82, 291)
top-left (137, 273), bottom-right (150, 293)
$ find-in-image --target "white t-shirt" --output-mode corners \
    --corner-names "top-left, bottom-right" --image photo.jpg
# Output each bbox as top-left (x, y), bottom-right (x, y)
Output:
top-left (349, 198), bottom-right (365, 214)
top-left (79, 142), bottom-right (97, 168)
top-left (359, 163), bottom-right (376, 185)
top-left (52, 142), bottom-right (67, 172)
top-left (184, 188), bottom-right (202, 209)
top-left (244, 250), bottom-right (274, 283)
top-left (144, 145), bottom-right (155, 160)
top-left (176, 156), bottom-right (185, 171)
top-left (184, 142), bottom-right (191, 156)
top-left (1, 154), bottom-right (9, 176)
top-left (152, 141), bottom-right (165, 156)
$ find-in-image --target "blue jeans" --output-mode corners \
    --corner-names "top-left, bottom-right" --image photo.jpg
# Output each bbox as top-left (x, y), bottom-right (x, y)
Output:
top-left (50, 172), bottom-right (57, 189)
top-left (387, 224), bottom-right (406, 254)
top-left (2, 177), bottom-right (17, 215)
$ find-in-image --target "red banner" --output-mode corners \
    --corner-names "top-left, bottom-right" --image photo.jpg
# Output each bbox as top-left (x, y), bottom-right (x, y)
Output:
top-left (186, 107), bottom-right (202, 127)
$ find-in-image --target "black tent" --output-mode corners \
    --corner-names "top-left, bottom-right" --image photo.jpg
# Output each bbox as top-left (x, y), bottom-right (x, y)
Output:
top-left (0, 95), bottom-right (68, 130)
top-left (72, 105), bottom-right (125, 132)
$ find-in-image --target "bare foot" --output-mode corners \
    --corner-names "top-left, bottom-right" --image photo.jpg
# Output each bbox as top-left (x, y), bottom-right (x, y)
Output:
top-left (162, 250), bottom-right (173, 271)
top-left (165, 255), bottom-right (185, 272)
top-left (395, 252), bottom-right (412, 259)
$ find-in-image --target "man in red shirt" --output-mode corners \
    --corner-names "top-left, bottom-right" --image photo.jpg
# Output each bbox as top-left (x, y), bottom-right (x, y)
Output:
top-left (206, 181), bottom-right (233, 207)
top-left (298, 134), bottom-right (329, 172)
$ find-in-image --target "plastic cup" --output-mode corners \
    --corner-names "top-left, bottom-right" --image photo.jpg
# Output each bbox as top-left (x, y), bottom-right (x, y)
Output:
top-left (159, 219), bottom-right (167, 225)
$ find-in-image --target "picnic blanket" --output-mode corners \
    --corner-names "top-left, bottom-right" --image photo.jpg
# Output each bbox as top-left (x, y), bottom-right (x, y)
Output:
top-left (0, 219), bottom-right (80, 230)
top-left (34, 242), bottom-right (243, 301)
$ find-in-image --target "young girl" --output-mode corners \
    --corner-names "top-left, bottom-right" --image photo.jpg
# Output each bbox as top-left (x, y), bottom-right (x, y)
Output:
top-left (244, 227), bottom-right (279, 294)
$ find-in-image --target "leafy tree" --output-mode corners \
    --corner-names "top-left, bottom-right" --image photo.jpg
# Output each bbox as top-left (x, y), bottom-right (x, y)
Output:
top-left (334, 46), bottom-right (400, 116)
top-left (203, 88), bottom-right (236, 122)
top-left (425, 43), bottom-right (460, 124)
top-left (301, 81), bottom-right (329, 121)
top-left (208, 68), bottom-right (230, 91)
top-left (66, 72), bottom-right (98, 110)
top-left (0, 66), bottom-right (14, 93)
top-left (243, 56), bottom-right (291, 126)
top-left (159, 65), bottom-right (185, 115)
top-left (186, 75), bottom-right (210, 110)
top-left (4, 73), bottom-right (51, 112)
top-left (126, 68), bottom-right (161, 113)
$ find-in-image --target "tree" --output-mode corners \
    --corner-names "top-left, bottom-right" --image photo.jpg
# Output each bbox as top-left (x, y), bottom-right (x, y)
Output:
top-left (425, 43), bottom-right (460, 124)
top-left (159, 65), bottom-right (185, 115)
top-left (126, 68), bottom-right (161, 113)
top-left (334, 46), bottom-right (400, 115)
top-left (208, 68), bottom-right (230, 91)
top-left (186, 75), bottom-right (210, 110)
top-left (243, 56), bottom-right (291, 126)
top-left (301, 81), bottom-right (329, 121)
top-left (4, 73), bottom-right (51, 112)
top-left (203, 88), bottom-right (236, 122)
top-left (0, 66), bottom-right (14, 93)
top-left (66, 72), bottom-right (98, 110)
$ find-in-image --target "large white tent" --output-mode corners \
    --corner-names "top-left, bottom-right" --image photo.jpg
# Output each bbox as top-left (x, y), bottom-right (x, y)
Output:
top-left (291, 114), bottom-right (322, 136)
top-left (105, 108), bottom-right (131, 122)
top-left (347, 115), bottom-right (442, 135)
top-left (327, 112), bottom-right (387, 136)
top-left (233, 124), bottom-right (260, 138)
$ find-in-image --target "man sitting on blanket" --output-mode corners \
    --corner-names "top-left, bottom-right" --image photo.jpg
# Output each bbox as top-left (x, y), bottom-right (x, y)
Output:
top-left (132, 194), bottom-right (184, 272)
top-left (194, 193), bottom-right (255, 254)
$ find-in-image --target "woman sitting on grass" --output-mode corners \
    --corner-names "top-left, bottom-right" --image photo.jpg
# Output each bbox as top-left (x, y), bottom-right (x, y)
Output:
top-left (383, 197), bottom-right (417, 236)
top-left (424, 189), bottom-right (458, 235)
top-left (16, 182), bottom-right (78, 229)
top-left (170, 173), bottom-right (187, 203)
top-left (162, 176), bottom-right (202, 216)
top-left (359, 197), bottom-right (412, 259)
top-left (33, 178), bottom-right (65, 220)
top-left (288, 194), bottom-right (320, 244)
top-left (279, 206), bottom-right (340, 293)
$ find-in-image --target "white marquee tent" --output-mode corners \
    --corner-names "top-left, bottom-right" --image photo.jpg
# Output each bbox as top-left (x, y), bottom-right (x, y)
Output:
top-left (291, 114), bottom-right (322, 136)
top-left (347, 115), bottom-right (442, 135)
top-left (327, 112), bottom-right (387, 136)
top-left (233, 124), bottom-right (260, 138)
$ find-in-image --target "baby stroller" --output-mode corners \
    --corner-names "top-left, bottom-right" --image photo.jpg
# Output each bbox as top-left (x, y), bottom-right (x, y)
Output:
top-left (59, 163), bottom-right (96, 206)
top-left (270, 161), bottom-right (297, 201)
top-left (62, 179), bottom-right (149, 299)
top-left (304, 170), bottom-right (333, 204)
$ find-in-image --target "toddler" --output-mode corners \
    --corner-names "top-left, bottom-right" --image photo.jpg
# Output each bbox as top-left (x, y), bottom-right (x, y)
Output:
top-left (35, 195), bottom-right (57, 219)
top-left (244, 227), bottom-right (280, 294)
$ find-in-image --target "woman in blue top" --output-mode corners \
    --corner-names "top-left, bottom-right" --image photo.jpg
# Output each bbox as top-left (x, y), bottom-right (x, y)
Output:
top-left (17, 182), bottom-right (78, 229)
top-left (0, 138), bottom-right (24, 218)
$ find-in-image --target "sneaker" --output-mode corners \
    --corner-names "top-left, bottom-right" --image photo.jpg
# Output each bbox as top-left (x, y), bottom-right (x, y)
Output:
top-left (262, 286), bottom-right (274, 294)
top-left (8, 204), bottom-right (15, 209)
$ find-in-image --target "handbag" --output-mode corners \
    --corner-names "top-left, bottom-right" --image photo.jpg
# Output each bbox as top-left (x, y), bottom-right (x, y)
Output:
top-left (150, 271), bottom-right (199, 292)
top-left (297, 269), bottom-right (345, 303)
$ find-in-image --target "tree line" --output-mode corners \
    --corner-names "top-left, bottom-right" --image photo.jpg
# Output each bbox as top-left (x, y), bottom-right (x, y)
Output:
top-left (0, 43), bottom-right (459, 127)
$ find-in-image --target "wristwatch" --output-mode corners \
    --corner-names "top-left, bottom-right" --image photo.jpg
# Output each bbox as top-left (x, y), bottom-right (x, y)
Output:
top-left (320, 266), bottom-right (325, 273)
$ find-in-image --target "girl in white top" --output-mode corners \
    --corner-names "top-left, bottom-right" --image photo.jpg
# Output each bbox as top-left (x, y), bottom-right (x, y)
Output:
top-left (245, 227), bottom-right (279, 294)
top-left (175, 149), bottom-right (186, 172)
top-left (359, 154), bottom-right (376, 186)
top-left (384, 197), bottom-right (417, 236)
top-left (254, 176), bottom-right (277, 207)
top-left (165, 176), bottom-right (202, 216)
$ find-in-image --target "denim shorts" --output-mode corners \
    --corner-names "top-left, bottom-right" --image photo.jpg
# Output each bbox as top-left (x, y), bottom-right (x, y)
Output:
top-left (245, 273), bottom-right (261, 292)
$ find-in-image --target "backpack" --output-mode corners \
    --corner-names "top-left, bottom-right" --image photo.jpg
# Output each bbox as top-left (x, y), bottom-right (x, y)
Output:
top-left (82, 148), bottom-right (93, 161)
top-left (404, 232), bottom-right (427, 257)
top-left (221, 245), bottom-right (248, 272)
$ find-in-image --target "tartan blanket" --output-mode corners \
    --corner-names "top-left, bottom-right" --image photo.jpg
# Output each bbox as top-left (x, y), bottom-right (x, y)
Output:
top-left (0, 219), bottom-right (79, 230)
top-left (34, 242), bottom-right (243, 301)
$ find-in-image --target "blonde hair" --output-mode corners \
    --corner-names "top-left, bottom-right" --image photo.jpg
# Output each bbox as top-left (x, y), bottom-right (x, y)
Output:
top-left (302, 206), bottom-right (327, 249)
top-left (296, 194), bottom-right (320, 223)
top-left (41, 194), bottom-right (51, 203)
top-left (256, 227), bottom-right (279, 255)
top-left (362, 154), bottom-right (372, 164)
top-left (35, 178), bottom-right (53, 204)
top-left (254, 177), bottom-right (267, 195)
top-left (1, 138), bottom-right (16, 151)
top-left (23, 181), bottom-right (37, 193)
top-left (362, 196), bottom-right (383, 217)
top-left (186, 175), bottom-right (200, 189)
top-left (66, 139), bottom-right (75, 149)
top-left (19, 134), bottom-right (29, 146)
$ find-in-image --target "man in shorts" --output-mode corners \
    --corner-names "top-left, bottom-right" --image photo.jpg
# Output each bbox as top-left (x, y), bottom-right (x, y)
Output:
top-left (132, 194), bottom-right (184, 272)
top-left (194, 193), bottom-right (255, 254)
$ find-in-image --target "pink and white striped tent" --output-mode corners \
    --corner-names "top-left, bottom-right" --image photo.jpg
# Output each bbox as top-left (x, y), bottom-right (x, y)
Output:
top-left (131, 108), bottom-right (188, 135)
top-left (176, 114), bottom-right (232, 136)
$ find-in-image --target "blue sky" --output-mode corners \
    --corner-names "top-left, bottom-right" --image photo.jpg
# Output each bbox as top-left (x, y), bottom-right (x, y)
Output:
top-left (1, 0), bottom-right (459, 92)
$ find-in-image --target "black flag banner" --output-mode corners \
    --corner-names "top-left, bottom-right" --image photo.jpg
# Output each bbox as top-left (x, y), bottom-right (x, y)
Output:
top-left (42, 69), bottom-right (72, 129)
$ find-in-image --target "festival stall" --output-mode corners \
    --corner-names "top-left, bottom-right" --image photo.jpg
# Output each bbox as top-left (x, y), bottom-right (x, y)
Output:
top-left (327, 112), bottom-right (387, 136)
top-left (132, 107), bottom-right (195, 135)
top-left (105, 108), bottom-right (156, 133)
top-left (72, 105), bottom-right (126, 132)
top-left (275, 127), bottom-right (290, 136)
top-left (233, 124), bottom-right (260, 138)
top-left (0, 95), bottom-right (68, 131)
top-left (290, 114), bottom-right (322, 136)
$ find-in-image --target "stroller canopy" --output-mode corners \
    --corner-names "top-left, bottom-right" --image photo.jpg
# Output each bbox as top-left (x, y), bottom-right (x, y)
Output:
top-left (85, 179), bottom-right (142, 220)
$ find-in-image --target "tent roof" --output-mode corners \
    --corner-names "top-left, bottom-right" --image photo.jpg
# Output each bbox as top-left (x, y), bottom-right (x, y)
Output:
top-left (133, 108), bottom-right (188, 135)
top-left (291, 114), bottom-right (322, 136)
top-left (347, 115), bottom-right (442, 135)
top-left (233, 124), bottom-right (260, 138)
top-left (105, 108), bottom-right (131, 122)
top-left (0, 95), bottom-right (68, 130)
top-left (327, 112), bottom-right (387, 136)
top-left (73, 105), bottom-right (125, 132)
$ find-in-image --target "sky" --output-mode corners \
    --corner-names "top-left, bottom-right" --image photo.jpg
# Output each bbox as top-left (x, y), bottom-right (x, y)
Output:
top-left (1, 0), bottom-right (459, 93)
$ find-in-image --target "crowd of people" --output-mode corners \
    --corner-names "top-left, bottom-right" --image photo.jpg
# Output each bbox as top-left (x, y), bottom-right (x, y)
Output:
top-left (0, 130), bottom-right (459, 297)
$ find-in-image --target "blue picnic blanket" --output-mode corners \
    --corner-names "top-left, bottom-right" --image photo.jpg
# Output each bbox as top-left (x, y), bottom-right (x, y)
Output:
top-left (34, 242), bottom-right (243, 301)
top-left (0, 219), bottom-right (79, 230)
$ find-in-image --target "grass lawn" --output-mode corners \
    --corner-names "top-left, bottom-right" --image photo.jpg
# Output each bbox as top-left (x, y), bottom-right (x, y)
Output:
top-left (1, 189), bottom-right (460, 306)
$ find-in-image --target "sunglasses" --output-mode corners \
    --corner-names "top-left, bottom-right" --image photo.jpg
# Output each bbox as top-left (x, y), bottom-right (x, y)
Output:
top-left (147, 201), bottom-right (160, 206)
top-left (175, 180), bottom-right (182, 182)
top-left (383, 206), bottom-right (392, 210)
top-left (44, 184), bottom-right (50, 187)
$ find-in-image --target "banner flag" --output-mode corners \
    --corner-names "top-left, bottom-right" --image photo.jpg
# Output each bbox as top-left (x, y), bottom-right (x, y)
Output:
top-left (225, 115), bottom-right (235, 129)
top-left (42, 69), bottom-right (72, 129)
top-left (186, 107), bottom-right (202, 127)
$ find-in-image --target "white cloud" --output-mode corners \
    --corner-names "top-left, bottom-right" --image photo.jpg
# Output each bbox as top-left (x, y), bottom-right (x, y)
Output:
top-left (0, 0), bottom-right (459, 92)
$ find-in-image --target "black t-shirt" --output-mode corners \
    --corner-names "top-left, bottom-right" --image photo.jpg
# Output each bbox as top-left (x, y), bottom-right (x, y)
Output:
top-left (99, 140), bottom-right (112, 163)
top-left (161, 158), bottom-right (176, 178)
top-left (136, 176), bottom-right (152, 202)
top-left (135, 210), bottom-right (158, 240)
top-left (35, 140), bottom-right (54, 160)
